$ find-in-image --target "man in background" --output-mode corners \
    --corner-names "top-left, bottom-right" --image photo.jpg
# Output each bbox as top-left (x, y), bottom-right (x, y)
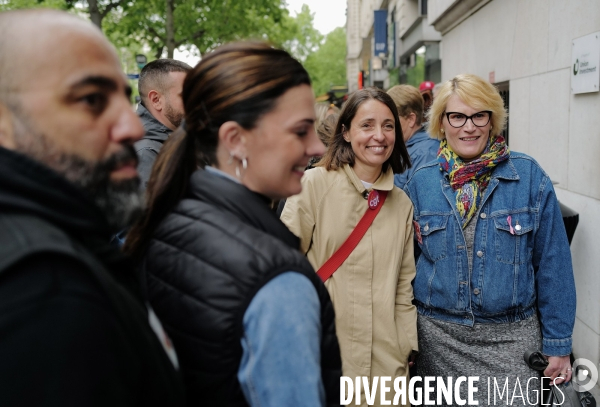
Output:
top-left (388, 84), bottom-right (440, 188)
top-left (136, 59), bottom-right (191, 190)
top-left (0, 9), bottom-right (185, 406)
top-left (419, 80), bottom-right (435, 123)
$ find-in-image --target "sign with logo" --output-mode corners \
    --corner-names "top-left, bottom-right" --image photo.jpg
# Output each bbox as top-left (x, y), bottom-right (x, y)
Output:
top-left (135, 54), bottom-right (148, 69)
top-left (571, 31), bottom-right (599, 94)
top-left (374, 10), bottom-right (388, 57)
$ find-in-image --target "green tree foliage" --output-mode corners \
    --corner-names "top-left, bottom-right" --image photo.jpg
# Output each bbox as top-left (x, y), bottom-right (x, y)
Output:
top-left (303, 27), bottom-right (346, 96)
top-left (405, 51), bottom-right (425, 88)
top-left (0, 0), bottom-right (348, 93)
top-left (104, 0), bottom-right (289, 59)
top-left (0, 0), bottom-right (66, 12)
top-left (0, 0), bottom-right (129, 30)
top-left (270, 4), bottom-right (322, 63)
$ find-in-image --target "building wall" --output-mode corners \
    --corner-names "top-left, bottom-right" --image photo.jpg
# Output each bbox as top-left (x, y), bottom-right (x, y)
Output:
top-left (427, 0), bottom-right (455, 23)
top-left (397, 0), bottom-right (419, 39)
top-left (438, 0), bottom-right (600, 372)
top-left (347, 0), bottom-right (362, 92)
top-left (346, 0), bottom-right (439, 90)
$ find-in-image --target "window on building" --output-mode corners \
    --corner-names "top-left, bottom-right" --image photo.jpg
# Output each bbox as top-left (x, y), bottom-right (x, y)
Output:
top-left (419, 0), bottom-right (428, 16)
top-left (399, 43), bottom-right (441, 87)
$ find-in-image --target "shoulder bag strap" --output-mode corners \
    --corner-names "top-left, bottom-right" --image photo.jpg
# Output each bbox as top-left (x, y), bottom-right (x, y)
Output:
top-left (317, 190), bottom-right (388, 282)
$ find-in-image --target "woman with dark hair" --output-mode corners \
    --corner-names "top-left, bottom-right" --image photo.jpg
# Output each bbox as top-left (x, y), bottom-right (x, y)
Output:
top-left (281, 88), bottom-right (417, 407)
top-left (125, 42), bottom-right (341, 407)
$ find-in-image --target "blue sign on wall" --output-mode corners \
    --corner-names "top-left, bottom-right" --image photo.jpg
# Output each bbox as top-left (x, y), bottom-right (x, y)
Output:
top-left (374, 10), bottom-right (388, 56)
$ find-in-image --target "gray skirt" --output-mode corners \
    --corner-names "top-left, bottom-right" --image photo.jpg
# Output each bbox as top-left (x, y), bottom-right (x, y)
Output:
top-left (416, 314), bottom-right (543, 406)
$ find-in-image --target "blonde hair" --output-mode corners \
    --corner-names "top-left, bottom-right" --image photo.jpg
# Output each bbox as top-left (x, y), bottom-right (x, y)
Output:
top-left (315, 102), bottom-right (340, 128)
top-left (387, 84), bottom-right (424, 125)
top-left (427, 74), bottom-right (507, 140)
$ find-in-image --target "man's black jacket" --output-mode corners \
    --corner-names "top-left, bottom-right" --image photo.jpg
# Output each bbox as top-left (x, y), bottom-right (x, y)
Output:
top-left (0, 147), bottom-right (185, 407)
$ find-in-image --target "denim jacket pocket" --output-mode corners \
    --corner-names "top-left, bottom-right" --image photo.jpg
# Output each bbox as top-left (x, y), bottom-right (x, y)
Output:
top-left (418, 215), bottom-right (449, 262)
top-left (493, 211), bottom-right (534, 265)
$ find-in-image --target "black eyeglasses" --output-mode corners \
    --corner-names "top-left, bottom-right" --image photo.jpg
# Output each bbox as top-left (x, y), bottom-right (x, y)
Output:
top-left (444, 111), bottom-right (492, 128)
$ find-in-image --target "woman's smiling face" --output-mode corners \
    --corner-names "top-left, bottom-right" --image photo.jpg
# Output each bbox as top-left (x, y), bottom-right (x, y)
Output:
top-left (344, 99), bottom-right (396, 178)
top-left (442, 94), bottom-right (491, 161)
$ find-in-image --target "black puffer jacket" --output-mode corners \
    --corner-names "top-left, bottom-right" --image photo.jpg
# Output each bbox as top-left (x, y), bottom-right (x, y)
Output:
top-left (142, 168), bottom-right (342, 407)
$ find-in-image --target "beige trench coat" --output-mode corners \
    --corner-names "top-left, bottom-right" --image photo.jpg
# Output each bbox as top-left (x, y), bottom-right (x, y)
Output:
top-left (281, 164), bottom-right (417, 407)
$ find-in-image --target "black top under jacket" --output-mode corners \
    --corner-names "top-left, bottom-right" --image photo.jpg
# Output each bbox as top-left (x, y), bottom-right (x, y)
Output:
top-left (0, 147), bottom-right (186, 407)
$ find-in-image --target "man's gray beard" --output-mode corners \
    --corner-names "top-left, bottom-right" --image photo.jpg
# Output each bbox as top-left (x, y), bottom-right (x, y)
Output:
top-left (11, 112), bottom-right (144, 231)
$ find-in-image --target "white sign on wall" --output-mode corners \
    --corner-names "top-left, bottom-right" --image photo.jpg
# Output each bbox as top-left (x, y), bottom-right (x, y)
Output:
top-left (571, 31), bottom-right (600, 94)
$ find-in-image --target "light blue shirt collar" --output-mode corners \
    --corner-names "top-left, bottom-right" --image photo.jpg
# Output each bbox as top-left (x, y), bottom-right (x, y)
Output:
top-left (205, 165), bottom-right (241, 184)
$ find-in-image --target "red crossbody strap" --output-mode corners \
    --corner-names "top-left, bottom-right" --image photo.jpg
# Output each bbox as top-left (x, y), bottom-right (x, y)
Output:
top-left (316, 190), bottom-right (388, 282)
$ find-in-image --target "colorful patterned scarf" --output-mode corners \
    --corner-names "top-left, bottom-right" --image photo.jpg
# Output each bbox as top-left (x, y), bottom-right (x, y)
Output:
top-left (438, 135), bottom-right (510, 228)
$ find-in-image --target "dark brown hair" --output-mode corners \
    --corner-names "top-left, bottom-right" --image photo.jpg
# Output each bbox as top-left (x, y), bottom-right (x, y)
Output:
top-left (138, 58), bottom-right (192, 105)
top-left (318, 87), bottom-right (410, 174)
top-left (125, 41), bottom-right (311, 258)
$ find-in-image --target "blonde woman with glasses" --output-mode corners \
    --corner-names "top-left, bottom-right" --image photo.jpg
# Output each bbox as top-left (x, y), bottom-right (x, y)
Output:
top-left (403, 74), bottom-right (576, 405)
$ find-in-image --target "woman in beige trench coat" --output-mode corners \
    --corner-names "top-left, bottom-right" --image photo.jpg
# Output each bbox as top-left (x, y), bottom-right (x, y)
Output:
top-left (281, 88), bottom-right (418, 407)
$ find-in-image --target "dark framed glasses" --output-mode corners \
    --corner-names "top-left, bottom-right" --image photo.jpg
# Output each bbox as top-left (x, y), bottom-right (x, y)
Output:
top-left (444, 111), bottom-right (492, 128)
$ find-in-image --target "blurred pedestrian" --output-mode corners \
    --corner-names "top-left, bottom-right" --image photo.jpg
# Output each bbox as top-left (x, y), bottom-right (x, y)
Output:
top-left (136, 59), bottom-right (191, 191)
top-left (0, 9), bottom-right (185, 407)
top-left (307, 112), bottom-right (339, 169)
top-left (315, 102), bottom-right (341, 125)
top-left (387, 84), bottom-right (440, 188)
top-left (125, 41), bottom-right (341, 407)
top-left (403, 74), bottom-right (576, 404)
top-left (281, 88), bottom-right (417, 407)
top-left (419, 80), bottom-right (435, 122)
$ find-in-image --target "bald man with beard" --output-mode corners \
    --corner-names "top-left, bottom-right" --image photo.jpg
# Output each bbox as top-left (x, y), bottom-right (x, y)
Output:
top-left (0, 10), bottom-right (185, 406)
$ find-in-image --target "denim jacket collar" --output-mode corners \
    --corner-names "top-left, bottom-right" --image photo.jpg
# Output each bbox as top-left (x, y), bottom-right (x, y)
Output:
top-left (405, 127), bottom-right (429, 148)
top-left (491, 156), bottom-right (520, 182)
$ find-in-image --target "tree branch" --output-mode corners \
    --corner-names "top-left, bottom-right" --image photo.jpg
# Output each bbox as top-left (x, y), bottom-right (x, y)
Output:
top-left (148, 25), bottom-right (166, 43)
top-left (100, 0), bottom-right (124, 19)
top-left (175, 29), bottom-right (206, 47)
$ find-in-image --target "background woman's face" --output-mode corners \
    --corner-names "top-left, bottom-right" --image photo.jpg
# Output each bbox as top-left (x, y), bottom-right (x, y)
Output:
top-left (442, 94), bottom-right (491, 161)
top-left (344, 99), bottom-right (396, 175)
top-left (242, 84), bottom-right (324, 200)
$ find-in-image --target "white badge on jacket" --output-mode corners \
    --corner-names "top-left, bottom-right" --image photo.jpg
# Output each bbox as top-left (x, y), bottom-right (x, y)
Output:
top-left (147, 304), bottom-right (180, 369)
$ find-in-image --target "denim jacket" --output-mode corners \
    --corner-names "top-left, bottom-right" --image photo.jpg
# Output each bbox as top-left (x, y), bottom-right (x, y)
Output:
top-left (394, 128), bottom-right (440, 189)
top-left (403, 152), bottom-right (576, 356)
